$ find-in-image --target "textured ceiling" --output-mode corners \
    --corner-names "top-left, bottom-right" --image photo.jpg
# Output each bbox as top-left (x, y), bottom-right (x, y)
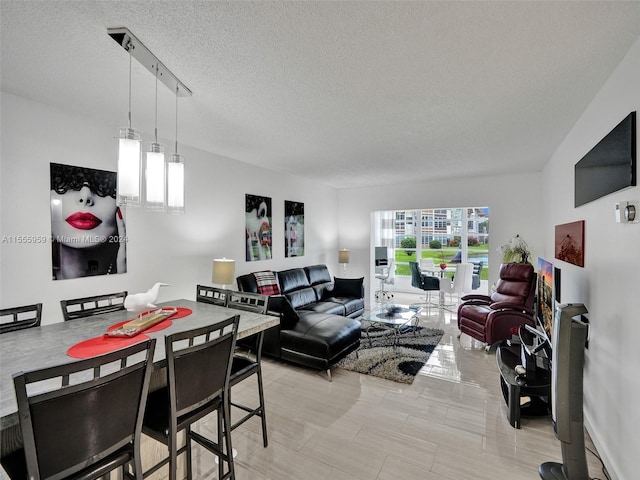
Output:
top-left (2, 1), bottom-right (640, 188)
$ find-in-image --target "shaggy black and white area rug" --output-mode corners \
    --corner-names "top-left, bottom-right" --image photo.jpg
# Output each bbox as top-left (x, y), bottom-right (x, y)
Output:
top-left (337, 325), bottom-right (444, 384)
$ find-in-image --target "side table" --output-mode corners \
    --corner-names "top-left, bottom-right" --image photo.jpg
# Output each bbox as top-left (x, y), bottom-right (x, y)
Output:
top-left (496, 342), bottom-right (551, 428)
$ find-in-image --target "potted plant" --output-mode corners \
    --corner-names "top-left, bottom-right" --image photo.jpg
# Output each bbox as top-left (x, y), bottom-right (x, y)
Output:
top-left (499, 234), bottom-right (532, 264)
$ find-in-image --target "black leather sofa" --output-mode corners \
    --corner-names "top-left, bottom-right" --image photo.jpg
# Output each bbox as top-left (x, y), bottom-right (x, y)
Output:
top-left (236, 264), bottom-right (363, 378)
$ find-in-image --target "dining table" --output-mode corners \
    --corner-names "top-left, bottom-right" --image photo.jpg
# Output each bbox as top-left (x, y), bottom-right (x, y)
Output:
top-left (422, 266), bottom-right (456, 277)
top-left (0, 298), bottom-right (279, 465)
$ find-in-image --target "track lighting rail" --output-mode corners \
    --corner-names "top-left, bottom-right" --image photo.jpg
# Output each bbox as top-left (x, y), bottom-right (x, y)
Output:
top-left (107, 27), bottom-right (192, 97)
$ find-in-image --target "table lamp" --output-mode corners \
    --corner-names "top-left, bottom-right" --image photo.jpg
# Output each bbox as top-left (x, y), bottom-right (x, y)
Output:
top-left (212, 258), bottom-right (235, 289)
top-left (338, 249), bottom-right (350, 275)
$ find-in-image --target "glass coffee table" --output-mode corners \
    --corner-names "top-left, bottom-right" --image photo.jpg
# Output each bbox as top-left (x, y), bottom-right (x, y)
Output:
top-left (361, 304), bottom-right (423, 347)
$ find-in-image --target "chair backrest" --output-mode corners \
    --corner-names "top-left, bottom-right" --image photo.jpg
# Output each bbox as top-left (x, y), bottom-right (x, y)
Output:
top-left (409, 261), bottom-right (423, 289)
top-left (471, 261), bottom-right (484, 290)
top-left (227, 291), bottom-right (268, 314)
top-left (60, 291), bottom-right (127, 321)
top-left (0, 303), bottom-right (42, 334)
top-left (472, 261), bottom-right (484, 276)
top-left (452, 263), bottom-right (474, 292)
top-left (166, 315), bottom-right (239, 419)
top-left (491, 263), bottom-right (537, 308)
top-left (13, 338), bottom-right (156, 480)
top-left (196, 285), bottom-right (229, 307)
top-left (376, 258), bottom-right (394, 280)
top-left (420, 258), bottom-right (435, 270)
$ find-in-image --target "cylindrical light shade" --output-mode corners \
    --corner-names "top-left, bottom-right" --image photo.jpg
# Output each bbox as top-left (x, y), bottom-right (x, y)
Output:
top-left (145, 142), bottom-right (165, 210)
top-left (212, 258), bottom-right (235, 286)
top-left (338, 249), bottom-right (351, 264)
top-left (117, 127), bottom-right (141, 206)
top-left (166, 153), bottom-right (185, 214)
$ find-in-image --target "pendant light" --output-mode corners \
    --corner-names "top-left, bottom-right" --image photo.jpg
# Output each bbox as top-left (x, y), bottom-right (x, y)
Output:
top-left (166, 84), bottom-right (185, 214)
top-left (117, 49), bottom-right (142, 206)
top-left (144, 63), bottom-right (166, 210)
top-left (108, 27), bottom-right (191, 214)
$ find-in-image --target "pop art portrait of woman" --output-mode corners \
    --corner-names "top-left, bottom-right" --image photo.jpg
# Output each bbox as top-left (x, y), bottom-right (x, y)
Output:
top-left (50, 163), bottom-right (127, 280)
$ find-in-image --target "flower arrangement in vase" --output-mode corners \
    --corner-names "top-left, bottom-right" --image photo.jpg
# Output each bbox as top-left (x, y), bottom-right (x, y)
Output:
top-left (438, 249), bottom-right (447, 270)
top-left (499, 234), bottom-right (532, 264)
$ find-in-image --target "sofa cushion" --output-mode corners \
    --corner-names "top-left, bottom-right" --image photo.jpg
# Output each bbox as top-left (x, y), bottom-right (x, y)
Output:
top-left (324, 297), bottom-right (365, 316)
top-left (305, 265), bottom-right (332, 285)
top-left (285, 287), bottom-right (318, 310)
top-left (332, 277), bottom-right (364, 298)
top-left (278, 268), bottom-right (311, 294)
top-left (312, 283), bottom-right (333, 302)
top-left (236, 273), bottom-right (259, 293)
top-left (267, 295), bottom-right (300, 329)
top-left (300, 301), bottom-right (346, 316)
top-left (280, 312), bottom-right (361, 362)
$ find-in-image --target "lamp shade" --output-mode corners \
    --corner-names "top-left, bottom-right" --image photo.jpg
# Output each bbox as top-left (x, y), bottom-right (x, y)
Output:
top-left (166, 153), bottom-right (185, 214)
top-left (212, 258), bottom-right (235, 286)
top-left (117, 127), bottom-right (142, 206)
top-left (144, 142), bottom-right (165, 210)
top-left (338, 249), bottom-right (351, 264)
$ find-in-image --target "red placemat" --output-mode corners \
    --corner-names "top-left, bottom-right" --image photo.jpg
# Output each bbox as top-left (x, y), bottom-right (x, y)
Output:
top-left (67, 334), bottom-right (150, 359)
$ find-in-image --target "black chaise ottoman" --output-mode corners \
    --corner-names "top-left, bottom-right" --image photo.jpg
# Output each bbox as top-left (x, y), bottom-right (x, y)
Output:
top-left (279, 312), bottom-right (361, 372)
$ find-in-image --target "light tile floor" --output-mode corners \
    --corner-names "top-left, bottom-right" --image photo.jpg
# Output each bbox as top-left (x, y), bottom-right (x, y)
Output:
top-left (168, 292), bottom-right (608, 480)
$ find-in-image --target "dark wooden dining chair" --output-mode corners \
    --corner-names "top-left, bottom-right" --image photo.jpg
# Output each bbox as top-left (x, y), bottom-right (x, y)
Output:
top-left (1, 338), bottom-right (156, 480)
top-left (60, 291), bottom-right (127, 321)
top-left (0, 303), bottom-right (42, 334)
top-left (196, 284), bottom-right (229, 306)
top-left (142, 315), bottom-right (239, 480)
top-left (227, 291), bottom-right (270, 447)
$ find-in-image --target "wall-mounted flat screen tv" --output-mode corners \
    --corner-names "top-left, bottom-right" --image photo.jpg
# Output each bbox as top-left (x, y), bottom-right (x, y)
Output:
top-left (575, 111), bottom-right (636, 207)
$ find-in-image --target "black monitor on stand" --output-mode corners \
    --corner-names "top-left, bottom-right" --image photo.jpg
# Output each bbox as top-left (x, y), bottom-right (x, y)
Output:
top-left (539, 303), bottom-right (589, 480)
top-left (375, 246), bottom-right (390, 267)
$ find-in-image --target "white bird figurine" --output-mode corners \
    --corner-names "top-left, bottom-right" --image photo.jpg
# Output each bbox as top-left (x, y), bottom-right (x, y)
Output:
top-left (124, 283), bottom-right (169, 311)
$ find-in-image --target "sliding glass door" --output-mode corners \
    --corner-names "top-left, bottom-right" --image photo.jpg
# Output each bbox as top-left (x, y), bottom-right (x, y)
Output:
top-left (373, 207), bottom-right (489, 292)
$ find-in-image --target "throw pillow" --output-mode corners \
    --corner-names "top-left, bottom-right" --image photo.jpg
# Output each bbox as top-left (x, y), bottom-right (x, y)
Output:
top-left (253, 270), bottom-right (280, 295)
top-left (278, 296), bottom-right (301, 329)
top-left (332, 276), bottom-right (364, 298)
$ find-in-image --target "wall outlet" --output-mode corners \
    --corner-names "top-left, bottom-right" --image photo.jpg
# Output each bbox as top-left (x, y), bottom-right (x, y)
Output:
top-left (581, 314), bottom-right (590, 349)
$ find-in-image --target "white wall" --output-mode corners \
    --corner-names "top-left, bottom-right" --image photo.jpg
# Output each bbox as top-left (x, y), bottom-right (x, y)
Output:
top-left (337, 172), bottom-right (543, 305)
top-left (0, 93), bottom-right (339, 324)
top-left (542, 36), bottom-right (640, 480)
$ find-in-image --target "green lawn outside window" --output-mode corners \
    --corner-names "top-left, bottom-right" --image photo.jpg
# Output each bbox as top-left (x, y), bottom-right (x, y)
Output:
top-left (394, 245), bottom-right (489, 280)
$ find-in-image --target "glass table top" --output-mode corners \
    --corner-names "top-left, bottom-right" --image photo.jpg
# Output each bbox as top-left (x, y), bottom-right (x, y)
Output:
top-left (361, 303), bottom-right (422, 326)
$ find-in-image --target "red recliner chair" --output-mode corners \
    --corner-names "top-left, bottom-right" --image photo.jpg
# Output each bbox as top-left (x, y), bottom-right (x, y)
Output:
top-left (457, 263), bottom-right (537, 350)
